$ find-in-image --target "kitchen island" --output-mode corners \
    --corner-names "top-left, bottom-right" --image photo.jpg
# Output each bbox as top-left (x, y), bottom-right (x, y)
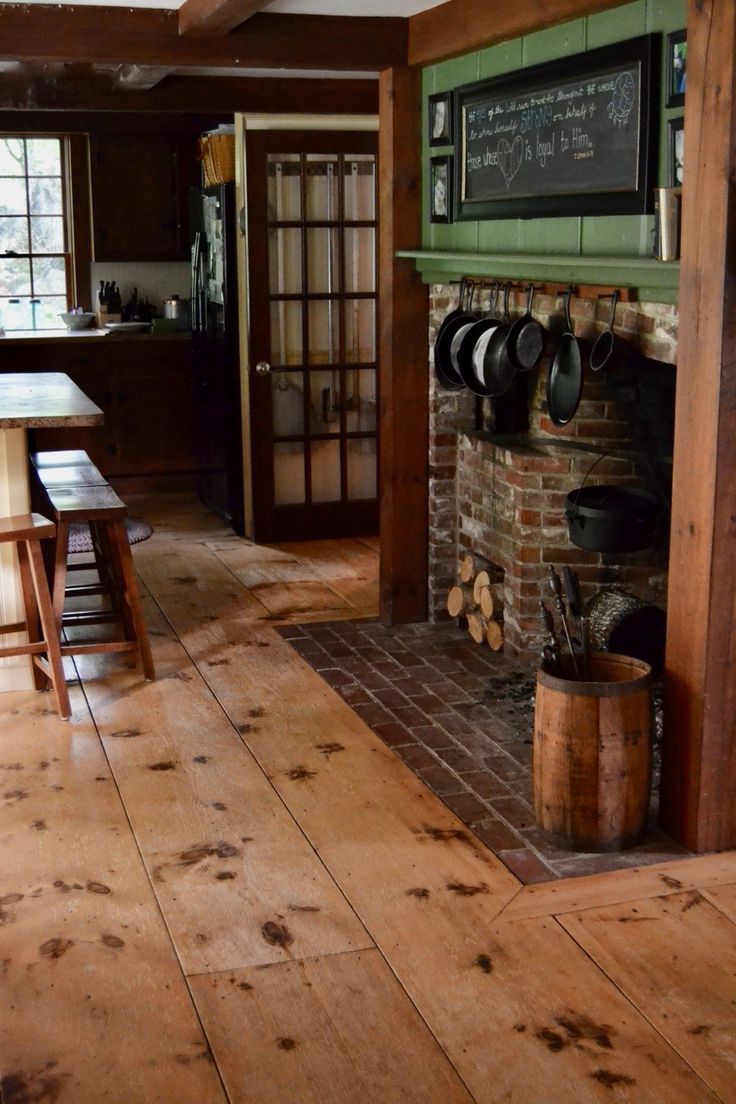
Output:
top-left (0, 372), bottom-right (103, 691)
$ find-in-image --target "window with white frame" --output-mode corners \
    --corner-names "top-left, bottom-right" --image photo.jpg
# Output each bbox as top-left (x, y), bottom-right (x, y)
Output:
top-left (0, 135), bottom-right (71, 329)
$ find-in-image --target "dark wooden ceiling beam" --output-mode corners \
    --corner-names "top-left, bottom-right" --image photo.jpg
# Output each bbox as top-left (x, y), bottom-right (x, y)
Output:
top-left (112, 64), bottom-right (174, 90)
top-left (0, 6), bottom-right (407, 71)
top-left (407, 0), bottom-right (626, 66)
top-left (179, 0), bottom-right (269, 38)
top-left (0, 72), bottom-right (379, 116)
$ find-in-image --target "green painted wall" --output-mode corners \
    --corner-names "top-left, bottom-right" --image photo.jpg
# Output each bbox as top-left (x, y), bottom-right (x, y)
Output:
top-left (422, 0), bottom-right (686, 259)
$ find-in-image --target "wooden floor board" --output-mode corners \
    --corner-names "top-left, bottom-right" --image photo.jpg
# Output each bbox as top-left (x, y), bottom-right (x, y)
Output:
top-left (191, 949), bottom-right (475, 1104)
top-left (72, 589), bottom-right (374, 977)
top-left (559, 892), bottom-right (736, 1101)
top-left (0, 687), bottom-right (227, 1103)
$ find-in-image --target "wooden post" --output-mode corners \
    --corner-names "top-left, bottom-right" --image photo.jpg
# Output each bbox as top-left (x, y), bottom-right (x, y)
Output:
top-left (660, 0), bottom-right (736, 851)
top-left (378, 66), bottom-right (429, 623)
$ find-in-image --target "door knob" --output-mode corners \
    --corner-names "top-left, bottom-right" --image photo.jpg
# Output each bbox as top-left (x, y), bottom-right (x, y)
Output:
top-left (254, 361), bottom-right (271, 375)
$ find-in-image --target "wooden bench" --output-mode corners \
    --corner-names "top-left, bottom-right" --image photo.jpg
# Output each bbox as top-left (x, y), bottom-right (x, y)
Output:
top-left (0, 513), bottom-right (71, 719)
top-left (32, 452), bottom-right (155, 681)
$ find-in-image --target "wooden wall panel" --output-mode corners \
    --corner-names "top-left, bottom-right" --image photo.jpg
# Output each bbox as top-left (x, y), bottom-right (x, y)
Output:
top-left (660, 0), bottom-right (736, 850)
top-left (378, 67), bottom-right (429, 624)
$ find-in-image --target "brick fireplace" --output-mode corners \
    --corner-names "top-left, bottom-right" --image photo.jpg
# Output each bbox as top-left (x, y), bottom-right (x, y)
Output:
top-left (428, 285), bottom-right (677, 657)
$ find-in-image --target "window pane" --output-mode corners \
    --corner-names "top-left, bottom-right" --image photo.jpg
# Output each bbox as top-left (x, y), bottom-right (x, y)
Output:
top-left (26, 138), bottom-right (61, 176)
top-left (311, 440), bottom-right (341, 502)
top-left (272, 371), bottom-right (304, 437)
top-left (347, 438), bottom-right (377, 501)
top-left (309, 369), bottom-right (340, 436)
top-left (305, 156), bottom-right (338, 221)
top-left (345, 370), bottom-right (377, 432)
top-left (308, 300), bottom-right (339, 365)
top-left (32, 295), bottom-right (67, 330)
top-left (0, 178), bottom-right (28, 215)
top-left (31, 217), bottom-right (64, 254)
top-left (0, 216), bottom-right (29, 253)
top-left (268, 227), bottom-right (302, 295)
top-left (269, 300), bottom-right (302, 367)
top-left (273, 442), bottom-right (305, 505)
top-left (32, 255), bottom-right (66, 294)
top-left (344, 228), bottom-right (375, 293)
top-left (306, 227), bottom-right (339, 294)
top-left (344, 156), bottom-right (376, 221)
top-left (0, 138), bottom-right (26, 176)
top-left (267, 156), bottom-right (301, 222)
top-left (29, 177), bottom-right (63, 215)
top-left (0, 257), bottom-right (31, 296)
top-left (344, 299), bottom-right (375, 363)
top-left (0, 297), bottom-right (31, 330)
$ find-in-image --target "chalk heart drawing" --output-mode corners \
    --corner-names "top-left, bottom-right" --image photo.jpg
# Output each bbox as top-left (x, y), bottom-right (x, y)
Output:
top-left (497, 136), bottom-right (524, 190)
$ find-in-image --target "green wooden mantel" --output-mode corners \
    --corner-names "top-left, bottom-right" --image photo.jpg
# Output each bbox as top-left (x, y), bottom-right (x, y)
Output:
top-left (397, 250), bottom-right (680, 303)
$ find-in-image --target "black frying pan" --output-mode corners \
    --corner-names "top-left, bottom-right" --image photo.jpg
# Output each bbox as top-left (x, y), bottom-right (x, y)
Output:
top-left (507, 284), bottom-right (545, 373)
top-left (455, 284), bottom-right (503, 396)
top-left (589, 290), bottom-right (620, 372)
top-left (547, 287), bottom-right (583, 427)
top-left (479, 282), bottom-right (518, 396)
top-left (434, 278), bottom-right (477, 391)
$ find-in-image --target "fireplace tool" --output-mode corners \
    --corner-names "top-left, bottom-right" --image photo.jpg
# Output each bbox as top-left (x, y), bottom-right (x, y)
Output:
top-left (539, 601), bottom-right (560, 674)
top-left (548, 567), bottom-right (581, 678)
top-left (562, 565), bottom-right (589, 678)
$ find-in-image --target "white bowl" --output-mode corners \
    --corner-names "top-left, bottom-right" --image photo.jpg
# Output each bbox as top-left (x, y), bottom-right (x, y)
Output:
top-left (59, 312), bottom-right (96, 331)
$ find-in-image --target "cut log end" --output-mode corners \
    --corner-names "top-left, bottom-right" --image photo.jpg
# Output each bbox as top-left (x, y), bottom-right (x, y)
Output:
top-left (447, 584), bottom-right (475, 618)
top-left (486, 620), bottom-right (504, 651)
top-left (467, 611), bottom-right (487, 644)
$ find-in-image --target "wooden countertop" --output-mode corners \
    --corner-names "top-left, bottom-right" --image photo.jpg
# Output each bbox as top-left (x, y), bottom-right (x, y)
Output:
top-left (0, 328), bottom-right (190, 345)
top-left (0, 372), bottom-right (104, 428)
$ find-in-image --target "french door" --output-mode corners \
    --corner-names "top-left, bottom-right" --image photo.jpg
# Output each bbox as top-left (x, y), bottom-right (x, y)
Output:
top-left (245, 129), bottom-right (378, 543)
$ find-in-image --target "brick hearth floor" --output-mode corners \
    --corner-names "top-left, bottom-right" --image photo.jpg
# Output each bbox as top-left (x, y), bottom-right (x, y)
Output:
top-left (277, 619), bottom-right (691, 884)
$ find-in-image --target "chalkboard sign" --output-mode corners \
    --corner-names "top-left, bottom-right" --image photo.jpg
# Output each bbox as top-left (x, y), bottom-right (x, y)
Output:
top-left (453, 35), bottom-right (657, 221)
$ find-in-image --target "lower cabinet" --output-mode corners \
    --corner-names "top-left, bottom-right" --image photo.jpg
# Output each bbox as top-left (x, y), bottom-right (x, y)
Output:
top-left (12, 338), bottom-right (196, 492)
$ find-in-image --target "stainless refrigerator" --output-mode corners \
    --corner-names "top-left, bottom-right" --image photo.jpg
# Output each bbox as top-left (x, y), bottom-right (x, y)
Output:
top-left (191, 183), bottom-right (244, 535)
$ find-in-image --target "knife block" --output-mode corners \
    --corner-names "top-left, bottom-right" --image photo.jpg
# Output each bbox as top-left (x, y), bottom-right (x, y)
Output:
top-left (96, 306), bottom-right (122, 327)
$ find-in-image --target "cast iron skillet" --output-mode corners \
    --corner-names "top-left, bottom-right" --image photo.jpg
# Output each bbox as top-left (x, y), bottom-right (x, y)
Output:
top-left (455, 284), bottom-right (503, 396)
top-left (547, 287), bottom-right (583, 426)
top-left (478, 282), bottom-right (518, 396)
top-left (507, 284), bottom-right (545, 373)
top-left (434, 278), bottom-right (477, 391)
top-left (589, 289), bottom-right (619, 372)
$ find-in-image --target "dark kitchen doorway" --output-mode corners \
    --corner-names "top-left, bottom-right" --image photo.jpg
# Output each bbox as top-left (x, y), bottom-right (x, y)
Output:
top-left (244, 129), bottom-right (379, 544)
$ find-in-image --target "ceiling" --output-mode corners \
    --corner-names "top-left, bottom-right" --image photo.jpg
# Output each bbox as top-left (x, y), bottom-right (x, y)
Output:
top-left (7, 0), bottom-right (445, 9)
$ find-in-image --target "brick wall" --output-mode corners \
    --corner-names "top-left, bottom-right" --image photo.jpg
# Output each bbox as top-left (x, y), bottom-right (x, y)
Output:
top-left (428, 284), bottom-right (676, 657)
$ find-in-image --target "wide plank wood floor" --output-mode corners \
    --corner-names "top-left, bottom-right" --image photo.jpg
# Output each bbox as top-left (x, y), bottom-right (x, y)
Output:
top-left (1, 493), bottom-right (735, 1103)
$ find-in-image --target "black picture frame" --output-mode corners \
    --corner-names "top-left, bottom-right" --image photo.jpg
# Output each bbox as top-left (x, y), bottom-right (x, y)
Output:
top-left (667, 116), bottom-right (684, 187)
top-left (452, 33), bottom-right (658, 221)
top-left (428, 92), bottom-right (453, 147)
top-left (666, 29), bottom-right (687, 108)
top-left (430, 155), bottom-right (452, 223)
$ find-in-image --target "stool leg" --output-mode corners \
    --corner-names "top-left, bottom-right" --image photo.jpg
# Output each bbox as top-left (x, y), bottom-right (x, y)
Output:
top-left (27, 539), bottom-right (71, 720)
top-left (52, 521), bottom-right (70, 635)
top-left (16, 541), bottom-right (47, 691)
top-left (108, 521), bottom-right (155, 681)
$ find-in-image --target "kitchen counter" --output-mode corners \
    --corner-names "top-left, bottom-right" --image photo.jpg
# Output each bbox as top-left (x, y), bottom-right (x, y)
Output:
top-left (1, 329), bottom-right (191, 345)
top-left (0, 371), bottom-right (104, 428)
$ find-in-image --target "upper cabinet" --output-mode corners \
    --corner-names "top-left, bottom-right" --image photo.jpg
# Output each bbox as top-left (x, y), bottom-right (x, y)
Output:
top-left (90, 133), bottom-right (200, 262)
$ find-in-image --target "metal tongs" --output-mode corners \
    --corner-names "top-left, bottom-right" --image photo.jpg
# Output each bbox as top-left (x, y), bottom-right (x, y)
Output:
top-left (539, 567), bottom-right (589, 678)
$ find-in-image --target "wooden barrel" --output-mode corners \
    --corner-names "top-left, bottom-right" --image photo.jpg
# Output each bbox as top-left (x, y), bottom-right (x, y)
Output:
top-left (533, 652), bottom-right (653, 852)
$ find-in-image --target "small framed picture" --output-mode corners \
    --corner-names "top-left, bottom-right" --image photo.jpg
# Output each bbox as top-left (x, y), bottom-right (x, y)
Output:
top-left (428, 92), bottom-right (453, 147)
top-left (668, 116), bottom-right (684, 187)
top-left (666, 29), bottom-right (687, 108)
top-left (430, 155), bottom-right (452, 223)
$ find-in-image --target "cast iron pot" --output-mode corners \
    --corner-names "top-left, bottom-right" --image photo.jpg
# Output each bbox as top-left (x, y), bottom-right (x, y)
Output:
top-left (565, 484), bottom-right (659, 553)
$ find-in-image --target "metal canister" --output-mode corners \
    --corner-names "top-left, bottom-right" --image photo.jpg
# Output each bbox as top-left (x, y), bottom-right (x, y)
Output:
top-left (163, 296), bottom-right (190, 330)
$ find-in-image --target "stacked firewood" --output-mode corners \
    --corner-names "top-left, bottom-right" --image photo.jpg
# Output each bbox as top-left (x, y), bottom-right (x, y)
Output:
top-left (446, 553), bottom-right (504, 651)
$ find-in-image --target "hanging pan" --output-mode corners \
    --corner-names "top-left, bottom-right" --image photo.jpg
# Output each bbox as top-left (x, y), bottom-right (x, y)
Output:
top-left (455, 283), bottom-right (504, 396)
top-left (434, 278), bottom-right (477, 391)
top-left (589, 290), bottom-right (626, 372)
top-left (507, 283), bottom-right (545, 373)
top-left (476, 282), bottom-right (518, 397)
top-left (546, 286), bottom-right (583, 427)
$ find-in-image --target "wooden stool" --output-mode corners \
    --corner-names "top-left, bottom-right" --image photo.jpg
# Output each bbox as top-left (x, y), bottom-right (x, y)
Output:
top-left (0, 513), bottom-right (71, 719)
top-left (44, 484), bottom-right (155, 681)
